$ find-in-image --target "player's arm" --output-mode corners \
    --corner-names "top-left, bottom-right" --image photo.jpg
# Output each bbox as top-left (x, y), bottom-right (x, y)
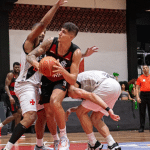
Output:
top-left (68, 86), bottom-right (120, 121)
top-left (53, 49), bottom-right (82, 85)
top-left (82, 46), bottom-right (98, 58)
top-left (26, 38), bottom-right (53, 70)
top-left (136, 84), bottom-right (141, 103)
top-left (5, 73), bottom-right (15, 104)
top-left (24, 0), bottom-right (67, 54)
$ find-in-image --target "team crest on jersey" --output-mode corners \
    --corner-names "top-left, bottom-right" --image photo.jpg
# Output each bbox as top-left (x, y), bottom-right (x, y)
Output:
top-left (60, 60), bottom-right (67, 68)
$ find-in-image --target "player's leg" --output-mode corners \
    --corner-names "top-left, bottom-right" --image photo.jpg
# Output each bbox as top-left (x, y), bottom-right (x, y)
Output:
top-left (91, 112), bottom-right (121, 150)
top-left (90, 78), bottom-right (121, 150)
top-left (76, 105), bottom-right (103, 150)
top-left (40, 81), bottom-right (60, 150)
top-left (49, 88), bottom-right (69, 150)
top-left (34, 108), bottom-right (53, 150)
top-left (0, 99), bottom-right (22, 135)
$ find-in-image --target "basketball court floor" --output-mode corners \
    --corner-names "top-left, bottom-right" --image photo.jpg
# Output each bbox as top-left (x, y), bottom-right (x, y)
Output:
top-left (0, 130), bottom-right (150, 149)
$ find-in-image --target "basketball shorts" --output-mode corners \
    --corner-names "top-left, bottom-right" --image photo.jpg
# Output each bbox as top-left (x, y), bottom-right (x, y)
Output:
top-left (5, 95), bottom-right (21, 114)
top-left (15, 82), bottom-right (43, 115)
top-left (81, 78), bottom-right (121, 116)
top-left (39, 79), bottom-right (68, 105)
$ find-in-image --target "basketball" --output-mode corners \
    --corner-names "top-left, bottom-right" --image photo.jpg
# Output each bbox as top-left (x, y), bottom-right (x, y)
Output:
top-left (39, 56), bottom-right (57, 77)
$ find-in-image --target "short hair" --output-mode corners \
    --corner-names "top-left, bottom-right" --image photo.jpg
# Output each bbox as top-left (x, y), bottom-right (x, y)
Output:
top-left (62, 22), bottom-right (79, 37)
top-left (13, 62), bottom-right (20, 67)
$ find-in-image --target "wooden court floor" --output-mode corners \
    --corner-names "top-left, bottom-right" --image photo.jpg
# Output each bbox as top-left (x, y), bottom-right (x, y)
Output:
top-left (0, 130), bottom-right (150, 146)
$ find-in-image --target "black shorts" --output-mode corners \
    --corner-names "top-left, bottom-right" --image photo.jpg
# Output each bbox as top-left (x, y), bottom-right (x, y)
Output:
top-left (39, 79), bottom-right (68, 105)
top-left (6, 95), bottom-right (21, 114)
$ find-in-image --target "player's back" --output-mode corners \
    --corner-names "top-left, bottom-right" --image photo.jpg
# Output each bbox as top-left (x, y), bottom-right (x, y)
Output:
top-left (77, 70), bottom-right (113, 92)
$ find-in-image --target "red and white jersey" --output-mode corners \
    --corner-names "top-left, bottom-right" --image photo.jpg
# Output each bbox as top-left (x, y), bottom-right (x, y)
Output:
top-left (77, 70), bottom-right (115, 92)
top-left (16, 44), bottom-right (44, 85)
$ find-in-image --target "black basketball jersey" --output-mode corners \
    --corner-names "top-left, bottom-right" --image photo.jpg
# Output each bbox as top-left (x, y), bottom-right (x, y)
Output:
top-left (9, 72), bottom-right (17, 95)
top-left (42, 37), bottom-right (80, 83)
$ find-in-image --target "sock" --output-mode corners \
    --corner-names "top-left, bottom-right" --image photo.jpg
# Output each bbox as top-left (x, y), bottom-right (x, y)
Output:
top-left (87, 132), bottom-right (97, 147)
top-left (4, 141), bottom-right (14, 150)
top-left (0, 123), bottom-right (4, 128)
top-left (52, 133), bottom-right (60, 141)
top-left (36, 138), bottom-right (43, 147)
top-left (9, 123), bottom-right (27, 144)
top-left (59, 126), bottom-right (67, 138)
top-left (105, 134), bottom-right (115, 146)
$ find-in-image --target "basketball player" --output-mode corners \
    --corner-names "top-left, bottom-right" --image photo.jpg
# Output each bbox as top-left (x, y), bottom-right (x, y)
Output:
top-left (0, 62), bottom-right (22, 136)
top-left (27, 21), bottom-right (82, 150)
top-left (1, 1), bottom-right (67, 150)
top-left (66, 70), bottom-right (121, 150)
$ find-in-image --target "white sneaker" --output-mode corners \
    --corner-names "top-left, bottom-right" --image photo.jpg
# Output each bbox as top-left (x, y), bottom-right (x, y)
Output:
top-left (86, 141), bottom-right (103, 150)
top-left (58, 136), bottom-right (70, 150)
top-left (107, 142), bottom-right (121, 150)
top-left (54, 140), bottom-right (60, 150)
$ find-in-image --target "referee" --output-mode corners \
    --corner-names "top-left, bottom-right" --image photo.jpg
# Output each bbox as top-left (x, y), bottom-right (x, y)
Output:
top-left (136, 65), bottom-right (150, 132)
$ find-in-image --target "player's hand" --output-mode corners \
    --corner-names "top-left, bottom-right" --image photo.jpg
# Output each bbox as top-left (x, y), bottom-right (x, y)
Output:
top-left (109, 109), bottom-right (120, 121)
top-left (9, 96), bottom-right (15, 105)
top-left (65, 109), bottom-right (71, 121)
top-left (137, 97), bottom-right (141, 103)
top-left (83, 46), bottom-right (98, 57)
top-left (52, 59), bottom-right (65, 75)
top-left (56, 0), bottom-right (68, 6)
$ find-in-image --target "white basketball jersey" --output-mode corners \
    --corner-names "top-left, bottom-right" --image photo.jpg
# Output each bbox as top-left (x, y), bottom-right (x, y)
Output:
top-left (77, 70), bottom-right (114, 92)
top-left (16, 48), bottom-right (43, 85)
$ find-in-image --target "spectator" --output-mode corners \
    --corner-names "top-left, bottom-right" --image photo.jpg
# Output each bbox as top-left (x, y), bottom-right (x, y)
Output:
top-left (119, 81), bottom-right (135, 102)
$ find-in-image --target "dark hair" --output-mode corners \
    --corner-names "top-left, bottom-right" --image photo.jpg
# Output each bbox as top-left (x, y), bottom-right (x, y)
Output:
top-left (119, 81), bottom-right (129, 91)
top-left (13, 62), bottom-right (20, 67)
top-left (62, 22), bottom-right (79, 37)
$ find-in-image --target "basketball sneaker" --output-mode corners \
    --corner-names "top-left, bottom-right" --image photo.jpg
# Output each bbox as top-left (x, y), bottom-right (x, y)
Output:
top-left (34, 145), bottom-right (54, 150)
top-left (86, 141), bottom-right (103, 150)
top-left (58, 136), bottom-right (70, 150)
top-left (107, 142), bottom-right (121, 150)
top-left (54, 140), bottom-right (60, 150)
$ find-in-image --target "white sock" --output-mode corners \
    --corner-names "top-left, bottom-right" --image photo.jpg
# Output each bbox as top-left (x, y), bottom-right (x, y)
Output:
top-left (52, 133), bottom-right (60, 141)
top-left (59, 126), bottom-right (67, 138)
top-left (0, 123), bottom-right (4, 128)
top-left (5, 141), bottom-right (14, 150)
top-left (105, 134), bottom-right (115, 146)
top-left (36, 138), bottom-right (43, 147)
top-left (86, 132), bottom-right (97, 147)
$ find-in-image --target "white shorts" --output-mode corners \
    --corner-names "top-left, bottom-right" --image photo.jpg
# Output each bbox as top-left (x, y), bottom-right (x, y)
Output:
top-left (81, 78), bottom-right (121, 116)
top-left (15, 82), bottom-right (44, 115)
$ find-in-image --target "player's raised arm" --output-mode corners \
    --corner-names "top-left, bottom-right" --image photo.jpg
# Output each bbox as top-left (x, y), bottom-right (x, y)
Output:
top-left (24, 0), bottom-right (67, 54)
top-left (26, 38), bottom-right (53, 70)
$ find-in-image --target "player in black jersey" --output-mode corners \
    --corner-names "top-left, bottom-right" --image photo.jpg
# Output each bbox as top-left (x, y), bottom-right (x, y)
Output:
top-left (0, 62), bottom-right (21, 136)
top-left (27, 22), bottom-right (82, 150)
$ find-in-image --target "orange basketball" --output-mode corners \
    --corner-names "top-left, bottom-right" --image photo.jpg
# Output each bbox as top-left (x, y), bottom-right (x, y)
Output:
top-left (39, 56), bottom-right (57, 77)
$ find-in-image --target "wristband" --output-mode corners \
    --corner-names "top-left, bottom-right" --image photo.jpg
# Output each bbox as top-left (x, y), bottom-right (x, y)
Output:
top-left (105, 107), bottom-right (110, 111)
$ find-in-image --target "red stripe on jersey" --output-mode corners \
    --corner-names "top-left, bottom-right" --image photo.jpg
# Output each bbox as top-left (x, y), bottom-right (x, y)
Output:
top-left (50, 44), bottom-right (56, 53)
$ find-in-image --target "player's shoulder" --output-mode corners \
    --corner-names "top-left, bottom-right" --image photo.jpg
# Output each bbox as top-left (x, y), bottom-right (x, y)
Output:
top-left (7, 71), bottom-right (14, 78)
